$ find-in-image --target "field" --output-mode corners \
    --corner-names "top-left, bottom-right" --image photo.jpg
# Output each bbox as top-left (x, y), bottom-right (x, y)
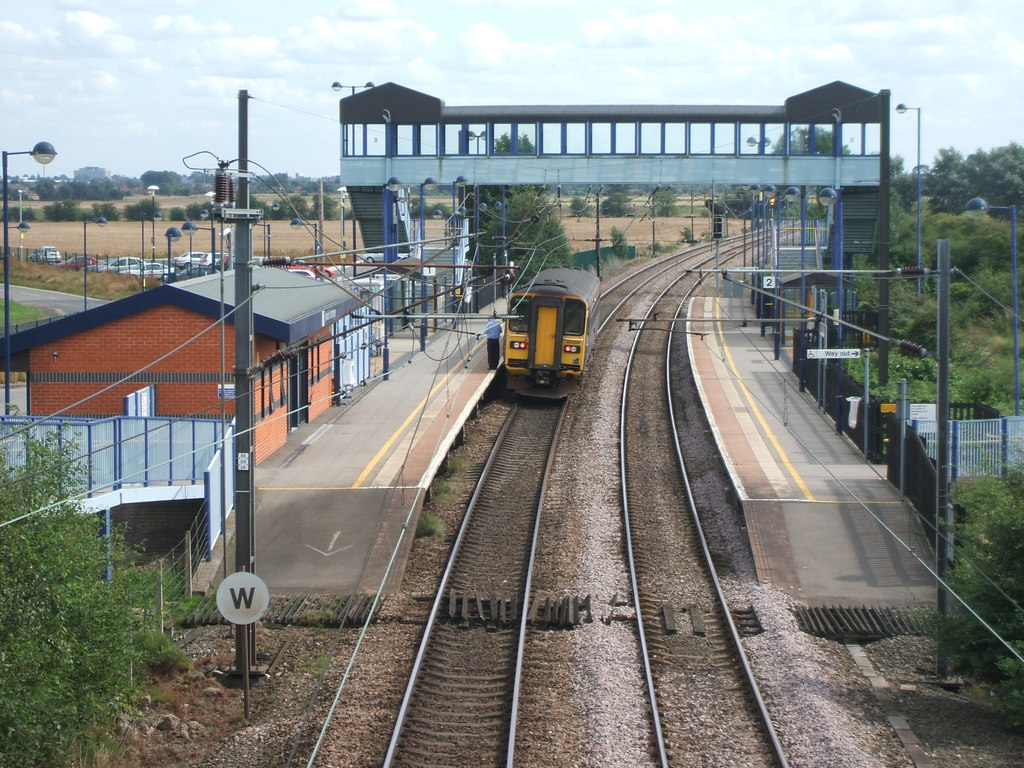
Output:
top-left (13, 194), bottom-right (713, 263)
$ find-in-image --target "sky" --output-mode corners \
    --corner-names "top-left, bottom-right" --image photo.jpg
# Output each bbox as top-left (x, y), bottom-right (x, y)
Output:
top-left (1, 0), bottom-right (1021, 182)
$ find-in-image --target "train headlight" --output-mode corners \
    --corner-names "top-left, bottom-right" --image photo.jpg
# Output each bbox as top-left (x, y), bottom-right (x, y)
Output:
top-left (511, 340), bottom-right (529, 350)
top-left (563, 344), bottom-right (580, 354)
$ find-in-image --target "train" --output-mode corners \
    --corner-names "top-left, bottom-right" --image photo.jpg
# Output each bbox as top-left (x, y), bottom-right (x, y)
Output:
top-left (503, 267), bottom-right (602, 397)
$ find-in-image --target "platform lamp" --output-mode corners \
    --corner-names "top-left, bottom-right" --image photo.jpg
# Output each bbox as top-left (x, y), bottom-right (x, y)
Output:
top-left (83, 217), bottom-right (106, 310)
top-left (3, 140), bottom-right (56, 413)
top-left (14, 221), bottom-right (29, 262)
top-left (895, 104), bottom-right (923, 292)
top-left (164, 226), bottom-right (181, 284)
top-left (967, 197), bottom-right (1019, 416)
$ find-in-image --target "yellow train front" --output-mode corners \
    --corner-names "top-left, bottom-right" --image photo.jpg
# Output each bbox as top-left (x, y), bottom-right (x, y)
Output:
top-left (503, 267), bottom-right (601, 398)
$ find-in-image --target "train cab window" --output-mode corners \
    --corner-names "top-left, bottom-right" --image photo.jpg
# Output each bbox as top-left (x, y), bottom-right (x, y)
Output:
top-left (509, 296), bottom-right (531, 332)
top-left (564, 298), bottom-right (586, 335)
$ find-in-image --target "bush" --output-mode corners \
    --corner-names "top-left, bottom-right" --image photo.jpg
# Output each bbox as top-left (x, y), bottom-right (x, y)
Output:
top-left (415, 512), bottom-right (445, 542)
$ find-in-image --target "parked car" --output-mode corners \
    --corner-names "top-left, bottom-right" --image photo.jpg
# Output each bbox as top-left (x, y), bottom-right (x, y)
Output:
top-left (198, 252), bottom-right (231, 270)
top-left (172, 251), bottom-right (210, 269)
top-left (30, 246), bottom-right (61, 264)
top-left (56, 254), bottom-right (100, 270)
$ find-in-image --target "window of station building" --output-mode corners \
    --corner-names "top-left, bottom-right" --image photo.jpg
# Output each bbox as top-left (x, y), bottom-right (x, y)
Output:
top-left (614, 123), bottom-right (636, 154)
top-left (690, 123), bottom-right (712, 154)
top-left (664, 123), bottom-right (686, 154)
top-left (515, 124), bottom-right (536, 154)
top-left (713, 123), bottom-right (735, 154)
top-left (466, 124), bottom-right (488, 155)
top-left (842, 123), bottom-right (879, 155)
top-left (396, 124), bottom-right (415, 156)
top-left (494, 124), bottom-right (536, 154)
top-left (541, 123), bottom-right (563, 154)
top-left (764, 124), bottom-right (786, 153)
top-left (639, 123), bottom-right (662, 154)
top-left (591, 123), bottom-right (613, 154)
top-left (443, 124), bottom-right (462, 155)
top-left (418, 124), bottom-right (438, 156)
top-left (563, 299), bottom-right (586, 335)
top-left (862, 123), bottom-right (880, 155)
top-left (789, 124), bottom-right (811, 155)
top-left (740, 124), bottom-right (766, 154)
top-left (813, 124), bottom-right (835, 155)
top-left (564, 123), bottom-right (586, 154)
top-left (364, 125), bottom-right (386, 156)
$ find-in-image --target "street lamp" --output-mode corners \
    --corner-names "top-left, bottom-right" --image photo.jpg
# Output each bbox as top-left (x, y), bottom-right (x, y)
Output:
top-left (147, 185), bottom-right (160, 259)
top-left (17, 190), bottom-right (24, 224)
top-left (15, 221), bottom-right (29, 261)
top-left (164, 226), bottom-right (181, 283)
top-left (967, 197), bottom-right (1019, 416)
top-left (3, 140), bottom-right (57, 413)
top-left (83, 217), bottom-right (107, 310)
top-left (331, 81), bottom-right (374, 95)
top-left (896, 103), bottom-right (923, 291)
top-left (337, 186), bottom-right (348, 249)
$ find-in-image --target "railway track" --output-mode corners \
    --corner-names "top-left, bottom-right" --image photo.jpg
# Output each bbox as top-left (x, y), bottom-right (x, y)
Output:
top-left (619, 270), bottom-right (788, 766)
top-left (381, 399), bottom-right (564, 768)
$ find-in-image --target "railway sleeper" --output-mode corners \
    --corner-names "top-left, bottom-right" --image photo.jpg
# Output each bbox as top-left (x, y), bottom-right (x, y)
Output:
top-left (444, 591), bottom-right (520, 626)
top-left (526, 593), bottom-right (593, 629)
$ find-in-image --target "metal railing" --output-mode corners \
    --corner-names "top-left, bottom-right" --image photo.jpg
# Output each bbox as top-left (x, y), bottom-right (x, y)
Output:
top-left (0, 414), bottom-right (225, 494)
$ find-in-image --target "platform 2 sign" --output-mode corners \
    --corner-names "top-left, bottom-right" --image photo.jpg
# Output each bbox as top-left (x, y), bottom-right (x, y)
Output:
top-left (806, 348), bottom-right (863, 360)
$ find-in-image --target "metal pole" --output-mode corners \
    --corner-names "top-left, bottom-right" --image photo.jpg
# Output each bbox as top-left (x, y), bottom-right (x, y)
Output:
top-left (897, 378), bottom-right (908, 497)
top-left (1011, 207), bottom-right (1019, 416)
top-left (936, 240), bottom-right (952, 673)
top-left (233, 89), bottom-right (256, 707)
top-left (2, 151), bottom-right (11, 411)
top-left (863, 351), bottom-right (870, 460)
top-left (83, 220), bottom-right (88, 311)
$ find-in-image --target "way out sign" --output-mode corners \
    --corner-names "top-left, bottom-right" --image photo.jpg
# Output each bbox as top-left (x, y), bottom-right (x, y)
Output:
top-left (806, 348), bottom-right (862, 360)
top-left (216, 571), bottom-right (270, 625)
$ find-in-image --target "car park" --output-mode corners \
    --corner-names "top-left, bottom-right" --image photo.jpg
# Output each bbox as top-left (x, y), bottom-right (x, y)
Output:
top-left (30, 246), bottom-right (61, 264)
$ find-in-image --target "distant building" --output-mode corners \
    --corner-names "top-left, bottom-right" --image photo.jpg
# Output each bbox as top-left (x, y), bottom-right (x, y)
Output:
top-left (75, 166), bottom-right (111, 181)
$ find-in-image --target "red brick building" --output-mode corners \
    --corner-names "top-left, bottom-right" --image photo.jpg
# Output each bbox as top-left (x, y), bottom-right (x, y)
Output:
top-left (6, 267), bottom-right (368, 464)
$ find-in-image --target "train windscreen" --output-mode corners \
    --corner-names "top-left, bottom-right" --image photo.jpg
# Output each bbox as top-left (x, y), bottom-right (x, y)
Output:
top-left (564, 298), bottom-right (586, 335)
top-left (508, 295), bottom-right (530, 332)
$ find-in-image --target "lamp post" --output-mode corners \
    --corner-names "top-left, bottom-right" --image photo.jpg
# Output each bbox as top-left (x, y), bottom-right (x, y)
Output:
top-left (331, 81), bottom-right (374, 95)
top-left (164, 226), bottom-right (182, 283)
top-left (337, 186), bottom-right (348, 249)
top-left (819, 186), bottom-right (845, 432)
top-left (17, 190), bottom-right (24, 224)
top-left (4, 140), bottom-right (57, 413)
top-left (147, 185), bottom-right (160, 259)
top-left (896, 104), bottom-right (922, 292)
top-left (83, 217), bottom-right (107, 310)
top-left (967, 197), bottom-right (1019, 416)
top-left (15, 221), bottom-right (29, 262)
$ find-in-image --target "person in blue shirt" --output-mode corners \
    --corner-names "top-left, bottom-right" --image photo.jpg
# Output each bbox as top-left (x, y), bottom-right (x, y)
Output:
top-left (483, 315), bottom-right (502, 369)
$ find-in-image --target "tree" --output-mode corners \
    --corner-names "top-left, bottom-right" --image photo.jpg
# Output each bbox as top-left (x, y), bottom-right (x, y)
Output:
top-left (0, 437), bottom-right (149, 766)
top-left (652, 188), bottom-right (679, 217)
top-left (494, 131), bottom-right (536, 155)
top-left (477, 186), bottom-right (570, 283)
top-left (42, 199), bottom-right (82, 222)
top-left (936, 467), bottom-right (1024, 727)
top-left (600, 188), bottom-right (631, 217)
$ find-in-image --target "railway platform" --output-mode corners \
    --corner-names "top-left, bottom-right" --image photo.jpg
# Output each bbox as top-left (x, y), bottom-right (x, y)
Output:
top-left (687, 294), bottom-right (936, 608)
top-left (197, 312), bottom-right (501, 597)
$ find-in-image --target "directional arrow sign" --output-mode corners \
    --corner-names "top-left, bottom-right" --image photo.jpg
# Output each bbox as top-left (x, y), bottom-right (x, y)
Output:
top-left (806, 348), bottom-right (863, 360)
top-left (216, 571), bottom-right (270, 625)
